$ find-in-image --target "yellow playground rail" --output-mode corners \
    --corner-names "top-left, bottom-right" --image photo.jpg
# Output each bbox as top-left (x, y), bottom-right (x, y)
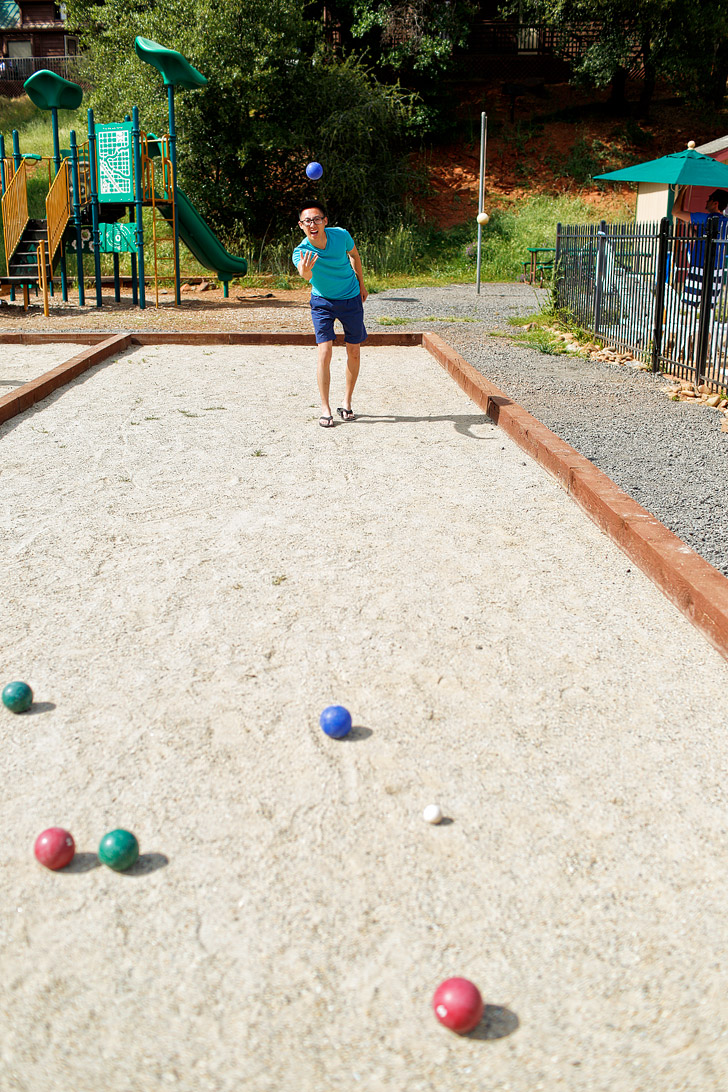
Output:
top-left (37, 238), bottom-right (49, 317)
top-left (1, 159), bottom-right (29, 266)
top-left (46, 157), bottom-right (71, 263)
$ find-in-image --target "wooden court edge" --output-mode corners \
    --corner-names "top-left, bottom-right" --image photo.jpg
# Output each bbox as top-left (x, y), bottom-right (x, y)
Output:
top-left (422, 331), bottom-right (728, 664)
top-left (2, 327), bottom-right (727, 661)
top-left (0, 334), bottom-right (132, 426)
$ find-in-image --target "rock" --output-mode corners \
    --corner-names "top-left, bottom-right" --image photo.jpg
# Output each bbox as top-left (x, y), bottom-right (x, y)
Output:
top-left (197, 281), bottom-right (211, 292)
top-left (722, 418), bottom-right (728, 432)
top-left (181, 283), bottom-right (194, 293)
top-left (706, 395), bottom-right (722, 407)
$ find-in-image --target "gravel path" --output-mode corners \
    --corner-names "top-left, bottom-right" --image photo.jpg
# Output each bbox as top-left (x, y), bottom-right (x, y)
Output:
top-left (367, 285), bottom-right (728, 578)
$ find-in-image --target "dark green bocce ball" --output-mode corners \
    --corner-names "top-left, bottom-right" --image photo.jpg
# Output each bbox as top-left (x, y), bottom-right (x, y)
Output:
top-left (2, 681), bottom-right (33, 713)
top-left (98, 829), bottom-right (139, 871)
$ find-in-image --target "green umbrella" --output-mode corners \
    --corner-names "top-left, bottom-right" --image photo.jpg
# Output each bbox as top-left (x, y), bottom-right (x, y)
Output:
top-left (594, 146), bottom-right (728, 187)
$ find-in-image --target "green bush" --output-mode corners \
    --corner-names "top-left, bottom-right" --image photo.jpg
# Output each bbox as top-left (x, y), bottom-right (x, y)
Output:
top-left (65, 0), bottom-right (420, 245)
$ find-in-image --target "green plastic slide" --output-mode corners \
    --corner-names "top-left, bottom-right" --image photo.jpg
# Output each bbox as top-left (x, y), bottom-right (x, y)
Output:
top-left (159, 189), bottom-right (247, 280)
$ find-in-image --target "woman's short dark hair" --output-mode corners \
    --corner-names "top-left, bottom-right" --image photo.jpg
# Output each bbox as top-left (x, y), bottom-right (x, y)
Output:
top-left (299, 202), bottom-right (327, 220)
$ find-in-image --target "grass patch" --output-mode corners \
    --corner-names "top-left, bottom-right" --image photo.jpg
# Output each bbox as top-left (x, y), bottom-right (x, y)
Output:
top-left (513, 328), bottom-right (572, 355)
top-left (506, 303), bottom-right (592, 356)
top-left (377, 316), bottom-right (410, 325)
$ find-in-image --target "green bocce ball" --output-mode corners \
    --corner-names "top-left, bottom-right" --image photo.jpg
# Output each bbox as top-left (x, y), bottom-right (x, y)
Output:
top-left (98, 829), bottom-right (139, 871)
top-left (2, 681), bottom-right (33, 713)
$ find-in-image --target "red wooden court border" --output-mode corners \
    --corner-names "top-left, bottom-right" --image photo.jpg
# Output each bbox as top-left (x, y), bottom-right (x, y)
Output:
top-left (1, 328), bottom-right (727, 663)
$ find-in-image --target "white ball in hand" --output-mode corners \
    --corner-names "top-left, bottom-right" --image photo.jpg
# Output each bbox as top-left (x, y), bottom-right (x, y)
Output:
top-left (423, 803), bottom-right (443, 824)
top-left (476, 211), bottom-right (489, 225)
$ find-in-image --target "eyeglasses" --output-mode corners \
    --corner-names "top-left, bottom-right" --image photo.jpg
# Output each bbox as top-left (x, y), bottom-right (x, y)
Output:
top-left (300, 216), bottom-right (325, 225)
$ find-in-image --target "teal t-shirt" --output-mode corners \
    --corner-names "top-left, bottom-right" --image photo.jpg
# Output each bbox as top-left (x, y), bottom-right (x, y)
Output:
top-left (292, 226), bottom-right (360, 301)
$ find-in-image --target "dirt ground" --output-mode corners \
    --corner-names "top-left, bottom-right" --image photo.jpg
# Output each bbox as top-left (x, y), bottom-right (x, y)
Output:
top-left (0, 287), bottom-right (314, 334)
top-left (415, 82), bottom-right (728, 229)
top-left (2, 342), bottom-right (728, 1091)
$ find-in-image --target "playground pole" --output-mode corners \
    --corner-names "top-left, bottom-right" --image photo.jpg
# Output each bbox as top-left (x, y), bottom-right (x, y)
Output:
top-left (476, 112), bottom-right (487, 296)
top-left (69, 130), bottom-right (85, 306)
top-left (166, 84), bottom-right (182, 305)
top-left (132, 106), bottom-right (146, 309)
top-left (87, 109), bottom-right (103, 308)
top-left (129, 205), bottom-right (139, 306)
top-left (10, 131), bottom-right (21, 303)
top-left (124, 114), bottom-right (138, 306)
top-left (50, 105), bottom-right (68, 302)
top-left (0, 133), bottom-right (15, 303)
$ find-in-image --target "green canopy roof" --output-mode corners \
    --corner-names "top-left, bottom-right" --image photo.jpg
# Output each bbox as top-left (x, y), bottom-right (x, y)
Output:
top-left (134, 37), bottom-right (207, 89)
top-left (594, 147), bottom-right (728, 187)
top-left (24, 70), bottom-right (83, 111)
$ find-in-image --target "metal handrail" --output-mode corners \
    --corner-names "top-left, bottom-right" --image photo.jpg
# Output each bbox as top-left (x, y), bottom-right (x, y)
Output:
top-left (1, 159), bottom-right (29, 265)
top-left (46, 158), bottom-right (72, 263)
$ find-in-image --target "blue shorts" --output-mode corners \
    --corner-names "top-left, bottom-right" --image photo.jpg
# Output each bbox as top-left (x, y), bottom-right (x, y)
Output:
top-left (310, 294), bottom-right (367, 344)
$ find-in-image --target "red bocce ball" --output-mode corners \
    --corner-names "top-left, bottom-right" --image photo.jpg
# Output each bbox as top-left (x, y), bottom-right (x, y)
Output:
top-left (432, 977), bottom-right (484, 1034)
top-left (34, 828), bottom-right (75, 871)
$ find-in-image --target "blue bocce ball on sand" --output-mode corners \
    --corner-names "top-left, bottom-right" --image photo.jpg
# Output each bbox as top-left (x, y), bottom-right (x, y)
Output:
top-left (320, 705), bottom-right (352, 738)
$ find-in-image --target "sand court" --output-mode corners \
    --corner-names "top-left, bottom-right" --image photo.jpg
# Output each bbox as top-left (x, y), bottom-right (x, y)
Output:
top-left (2, 342), bottom-right (728, 1091)
top-left (0, 344), bottom-right (89, 394)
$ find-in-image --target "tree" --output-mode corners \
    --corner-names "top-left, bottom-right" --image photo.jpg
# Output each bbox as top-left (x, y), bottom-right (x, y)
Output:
top-left (334, 0), bottom-right (478, 79)
top-left (65, 0), bottom-right (418, 240)
top-left (506, 0), bottom-right (728, 113)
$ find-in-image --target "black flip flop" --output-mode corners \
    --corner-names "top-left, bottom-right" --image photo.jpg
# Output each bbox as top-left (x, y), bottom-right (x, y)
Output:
top-left (319, 415), bottom-right (335, 428)
top-left (336, 407), bottom-right (355, 421)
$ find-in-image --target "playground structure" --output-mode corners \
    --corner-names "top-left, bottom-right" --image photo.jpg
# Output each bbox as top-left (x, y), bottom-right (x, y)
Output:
top-left (0, 38), bottom-right (247, 314)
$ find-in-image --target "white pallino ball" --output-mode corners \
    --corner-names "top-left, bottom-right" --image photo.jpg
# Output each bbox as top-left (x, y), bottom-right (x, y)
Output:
top-left (423, 803), bottom-right (443, 824)
top-left (476, 211), bottom-right (489, 225)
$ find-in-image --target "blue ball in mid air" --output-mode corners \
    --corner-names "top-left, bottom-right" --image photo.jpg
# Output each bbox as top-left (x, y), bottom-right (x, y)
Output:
top-left (306, 161), bottom-right (323, 181)
top-left (319, 705), bottom-right (352, 739)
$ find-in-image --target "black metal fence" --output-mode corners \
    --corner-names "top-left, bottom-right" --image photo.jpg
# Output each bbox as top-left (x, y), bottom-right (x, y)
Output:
top-left (555, 217), bottom-right (728, 392)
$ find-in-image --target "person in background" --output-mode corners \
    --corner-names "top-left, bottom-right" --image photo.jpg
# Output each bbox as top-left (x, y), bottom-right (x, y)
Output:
top-left (673, 188), bottom-right (728, 305)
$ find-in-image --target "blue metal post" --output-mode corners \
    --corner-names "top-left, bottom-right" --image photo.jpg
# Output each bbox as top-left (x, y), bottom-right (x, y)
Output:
top-left (167, 84), bottom-right (181, 305)
top-left (132, 106), bottom-right (146, 309)
top-left (69, 130), bottom-right (85, 306)
top-left (0, 133), bottom-right (12, 301)
top-left (87, 108), bottom-right (103, 307)
top-left (129, 205), bottom-right (138, 306)
top-left (124, 113), bottom-right (136, 304)
top-left (50, 105), bottom-right (68, 302)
